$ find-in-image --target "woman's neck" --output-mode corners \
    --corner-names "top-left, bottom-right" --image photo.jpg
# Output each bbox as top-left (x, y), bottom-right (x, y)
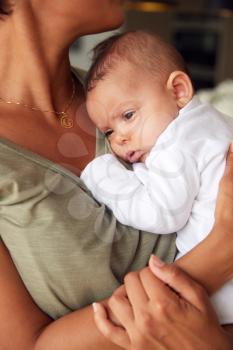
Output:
top-left (0, 4), bottom-right (78, 112)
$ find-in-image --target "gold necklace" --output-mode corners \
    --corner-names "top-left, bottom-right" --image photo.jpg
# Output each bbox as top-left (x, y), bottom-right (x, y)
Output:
top-left (0, 76), bottom-right (76, 129)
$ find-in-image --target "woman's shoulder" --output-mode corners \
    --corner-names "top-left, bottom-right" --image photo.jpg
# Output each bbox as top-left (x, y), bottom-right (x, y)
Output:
top-left (0, 137), bottom-right (31, 174)
top-left (0, 136), bottom-right (87, 206)
top-left (0, 137), bottom-right (47, 171)
top-left (0, 138), bottom-right (51, 205)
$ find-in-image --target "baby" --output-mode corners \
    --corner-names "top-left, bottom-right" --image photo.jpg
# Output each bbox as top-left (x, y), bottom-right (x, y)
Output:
top-left (81, 30), bottom-right (233, 324)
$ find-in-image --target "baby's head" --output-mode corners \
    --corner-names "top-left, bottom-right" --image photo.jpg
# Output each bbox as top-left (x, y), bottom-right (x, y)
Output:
top-left (86, 30), bottom-right (193, 163)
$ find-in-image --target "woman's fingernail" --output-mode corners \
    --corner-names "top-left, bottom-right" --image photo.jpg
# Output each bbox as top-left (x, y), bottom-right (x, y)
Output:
top-left (92, 302), bottom-right (98, 313)
top-left (150, 255), bottom-right (165, 268)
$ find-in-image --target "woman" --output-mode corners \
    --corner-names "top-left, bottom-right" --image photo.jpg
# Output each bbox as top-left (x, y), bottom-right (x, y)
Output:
top-left (0, 1), bottom-right (232, 349)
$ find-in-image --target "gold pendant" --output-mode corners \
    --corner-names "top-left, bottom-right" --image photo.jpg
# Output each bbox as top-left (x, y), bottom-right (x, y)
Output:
top-left (60, 113), bottom-right (73, 129)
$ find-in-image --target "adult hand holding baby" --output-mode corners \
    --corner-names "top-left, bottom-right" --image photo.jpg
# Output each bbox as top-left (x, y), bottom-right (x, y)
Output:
top-left (94, 261), bottom-right (232, 350)
top-left (93, 143), bottom-right (233, 350)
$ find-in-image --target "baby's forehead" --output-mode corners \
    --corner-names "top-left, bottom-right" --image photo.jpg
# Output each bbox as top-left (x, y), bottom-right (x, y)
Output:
top-left (89, 60), bottom-right (142, 94)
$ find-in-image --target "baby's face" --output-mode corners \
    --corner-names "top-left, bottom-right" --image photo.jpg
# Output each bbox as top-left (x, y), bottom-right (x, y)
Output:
top-left (87, 62), bottom-right (179, 163)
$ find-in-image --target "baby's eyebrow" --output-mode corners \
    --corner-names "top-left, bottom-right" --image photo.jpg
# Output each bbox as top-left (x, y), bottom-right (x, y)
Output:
top-left (99, 103), bottom-right (133, 132)
top-left (100, 113), bottom-right (119, 132)
top-left (111, 101), bottom-right (136, 119)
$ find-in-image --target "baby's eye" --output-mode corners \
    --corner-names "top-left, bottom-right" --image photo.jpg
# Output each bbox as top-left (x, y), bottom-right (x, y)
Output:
top-left (123, 111), bottom-right (135, 120)
top-left (104, 129), bottom-right (113, 138)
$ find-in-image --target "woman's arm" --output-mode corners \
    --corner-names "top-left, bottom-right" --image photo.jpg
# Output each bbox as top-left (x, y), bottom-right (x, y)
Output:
top-left (34, 303), bottom-right (122, 350)
top-left (0, 241), bottom-right (122, 350)
top-left (0, 241), bottom-right (51, 349)
top-left (175, 225), bottom-right (233, 295)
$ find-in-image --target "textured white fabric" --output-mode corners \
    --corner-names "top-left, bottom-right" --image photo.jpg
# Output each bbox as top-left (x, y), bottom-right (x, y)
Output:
top-left (81, 96), bottom-right (233, 324)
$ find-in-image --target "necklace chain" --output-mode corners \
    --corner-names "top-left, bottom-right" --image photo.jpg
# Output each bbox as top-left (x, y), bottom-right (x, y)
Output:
top-left (0, 75), bottom-right (76, 129)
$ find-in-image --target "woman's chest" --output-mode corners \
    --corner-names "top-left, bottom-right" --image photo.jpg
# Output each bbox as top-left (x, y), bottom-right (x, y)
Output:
top-left (0, 113), bottom-right (96, 175)
top-left (37, 128), bottom-right (96, 175)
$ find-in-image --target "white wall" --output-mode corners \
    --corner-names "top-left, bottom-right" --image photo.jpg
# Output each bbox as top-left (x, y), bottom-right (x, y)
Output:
top-left (69, 29), bottom-right (123, 71)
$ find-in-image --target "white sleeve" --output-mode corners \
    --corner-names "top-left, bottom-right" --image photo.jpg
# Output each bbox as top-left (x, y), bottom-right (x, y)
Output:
top-left (211, 280), bottom-right (233, 325)
top-left (80, 146), bottom-right (199, 234)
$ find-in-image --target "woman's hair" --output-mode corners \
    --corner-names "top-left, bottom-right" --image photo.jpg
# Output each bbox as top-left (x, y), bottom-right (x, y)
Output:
top-left (0, 0), bottom-right (12, 17)
top-left (86, 30), bottom-right (189, 92)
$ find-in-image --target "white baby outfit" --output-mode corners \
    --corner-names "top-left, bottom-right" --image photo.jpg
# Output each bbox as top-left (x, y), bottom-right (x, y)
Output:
top-left (81, 96), bottom-right (233, 324)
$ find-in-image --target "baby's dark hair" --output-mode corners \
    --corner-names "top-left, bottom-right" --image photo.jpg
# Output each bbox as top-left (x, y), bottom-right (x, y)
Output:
top-left (86, 30), bottom-right (189, 92)
top-left (0, 0), bottom-right (13, 18)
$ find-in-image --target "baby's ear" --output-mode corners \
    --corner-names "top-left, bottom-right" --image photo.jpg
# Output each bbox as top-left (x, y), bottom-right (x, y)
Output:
top-left (166, 71), bottom-right (193, 108)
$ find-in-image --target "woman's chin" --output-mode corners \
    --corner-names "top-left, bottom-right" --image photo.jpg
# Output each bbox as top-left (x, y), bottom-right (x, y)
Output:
top-left (91, 15), bottom-right (125, 34)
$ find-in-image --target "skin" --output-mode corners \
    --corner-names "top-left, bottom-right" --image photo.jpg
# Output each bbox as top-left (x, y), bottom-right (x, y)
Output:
top-left (0, 1), bottom-right (233, 349)
top-left (0, 0), bottom-right (126, 175)
top-left (86, 63), bottom-right (193, 163)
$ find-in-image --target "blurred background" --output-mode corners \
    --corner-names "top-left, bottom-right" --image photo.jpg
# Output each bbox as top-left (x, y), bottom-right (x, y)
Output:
top-left (70, 0), bottom-right (233, 93)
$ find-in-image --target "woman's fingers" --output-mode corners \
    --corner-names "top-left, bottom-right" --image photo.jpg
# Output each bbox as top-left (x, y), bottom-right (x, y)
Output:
top-left (113, 284), bottom-right (127, 298)
top-left (149, 256), bottom-right (210, 312)
top-left (92, 302), bottom-right (130, 348)
top-left (225, 142), bottom-right (233, 176)
top-left (108, 288), bottom-right (134, 326)
top-left (138, 267), bottom-right (180, 304)
top-left (123, 271), bottom-right (149, 308)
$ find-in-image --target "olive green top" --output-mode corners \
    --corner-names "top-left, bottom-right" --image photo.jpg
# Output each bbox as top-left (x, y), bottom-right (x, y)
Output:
top-left (0, 70), bottom-right (176, 320)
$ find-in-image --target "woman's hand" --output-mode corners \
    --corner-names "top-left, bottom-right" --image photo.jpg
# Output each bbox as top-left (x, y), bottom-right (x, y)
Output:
top-left (93, 261), bottom-right (232, 350)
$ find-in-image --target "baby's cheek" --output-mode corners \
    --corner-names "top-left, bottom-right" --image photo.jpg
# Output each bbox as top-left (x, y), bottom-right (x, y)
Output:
top-left (109, 141), bottom-right (118, 154)
top-left (140, 152), bottom-right (149, 163)
top-left (111, 143), bottom-right (125, 159)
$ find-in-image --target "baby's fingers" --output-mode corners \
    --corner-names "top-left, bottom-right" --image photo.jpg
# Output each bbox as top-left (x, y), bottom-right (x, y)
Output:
top-left (93, 302), bottom-right (130, 349)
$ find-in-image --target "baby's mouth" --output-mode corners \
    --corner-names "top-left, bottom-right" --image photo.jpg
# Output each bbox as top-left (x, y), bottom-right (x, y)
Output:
top-left (126, 150), bottom-right (144, 163)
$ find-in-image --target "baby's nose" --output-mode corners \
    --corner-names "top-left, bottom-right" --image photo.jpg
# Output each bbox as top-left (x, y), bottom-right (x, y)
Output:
top-left (115, 133), bottom-right (128, 145)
